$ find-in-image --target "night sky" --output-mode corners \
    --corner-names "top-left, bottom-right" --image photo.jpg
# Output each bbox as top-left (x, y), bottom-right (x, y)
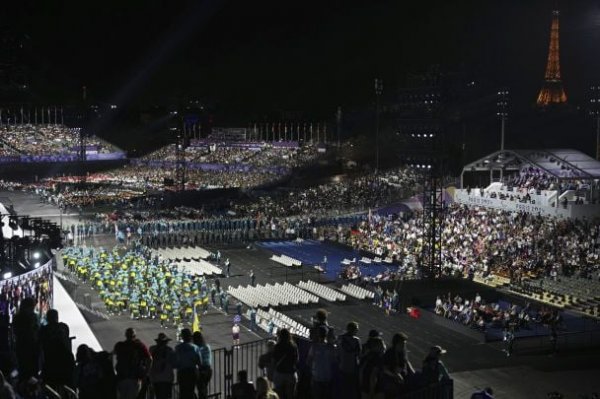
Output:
top-left (4, 0), bottom-right (600, 118)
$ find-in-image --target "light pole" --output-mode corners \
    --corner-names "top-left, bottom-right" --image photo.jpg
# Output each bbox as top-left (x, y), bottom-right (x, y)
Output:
top-left (374, 78), bottom-right (383, 172)
top-left (589, 85), bottom-right (600, 160)
top-left (496, 88), bottom-right (509, 151)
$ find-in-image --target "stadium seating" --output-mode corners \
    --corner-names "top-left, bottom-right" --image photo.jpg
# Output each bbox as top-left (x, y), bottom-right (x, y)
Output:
top-left (270, 254), bottom-right (302, 267)
top-left (510, 277), bottom-right (600, 318)
top-left (152, 245), bottom-right (212, 260)
top-left (297, 280), bottom-right (347, 302)
top-left (247, 308), bottom-right (310, 339)
top-left (228, 282), bottom-right (319, 308)
top-left (339, 282), bottom-right (375, 300)
top-left (170, 258), bottom-right (223, 276)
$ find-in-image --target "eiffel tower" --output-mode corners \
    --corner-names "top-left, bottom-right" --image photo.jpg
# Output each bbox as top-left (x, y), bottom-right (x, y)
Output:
top-left (536, 9), bottom-right (568, 106)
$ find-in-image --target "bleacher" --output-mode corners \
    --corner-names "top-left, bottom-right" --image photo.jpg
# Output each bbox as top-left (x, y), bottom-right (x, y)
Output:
top-left (246, 308), bottom-right (310, 339)
top-left (270, 254), bottom-right (302, 267)
top-left (473, 273), bottom-right (511, 289)
top-left (152, 245), bottom-right (212, 260)
top-left (228, 282), bottom-right (319, 308)
top-left (339, 282), bottom-right (375, 300)
top-left (297, 280), bottom-right (347, 302)
top-left (170, 258), bottom-right (222, 276)
top-left (510, 277), bottom-right (600, 318)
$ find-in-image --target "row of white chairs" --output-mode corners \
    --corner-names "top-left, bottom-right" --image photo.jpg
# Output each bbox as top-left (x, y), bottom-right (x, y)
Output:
top-left (297, 280), bottom-right (347, 302)
top-left (270, 254), bottom-right (302, 267)
top-left (342, 256), bottom-right (394, 265)
top-left (249, 308), bottom-right (310, 339)
top-left (171, 259), bottom-right (222, 276)
top-left (228, 282), bottom-right (319, 308)
top-left (153, 246), bottom-right (212, 260)
top-left (339, 283), bottom-right (375, 300)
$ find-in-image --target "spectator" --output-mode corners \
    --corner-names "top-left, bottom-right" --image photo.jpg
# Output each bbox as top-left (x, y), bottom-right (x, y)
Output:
top-left (192, 331), bottom-right (213, 399)
top-left (272, 329), bottom-right (299, 399)
top-left (12, 297), bottom-right (40, 380)
top-left (231, 370), bottom-right (256, 399)
top-left (258, 340), bottom-right (276, 381)
top-left (0, 370), bottom-right (16, 399)
top-left (309, 309), bottom-right (334, 343)
top-left (232, 323), bottom-right (241, 347)
top-left (39, 309), bottom-right (75, 391)
top-left (74, 344), bottom-right (103, 399)
top-left (383, 333), bottom-right (414, 382)
top-left (307, 325), bottom-right (336, 399)
top-left (421, 346), bottom-right (450, 385)
top-left (359, 331), bottom-right (386, 399)
top-left (337, 322), bottom-right (361, 399)
top-left (255, 377), bottom-right (279, 399)
top-left (149, 333), bottom-right (175, 399)
top-left (174, 328), bottom-right (201, 399)
top-left (113, 328), bottom-right (152, 399)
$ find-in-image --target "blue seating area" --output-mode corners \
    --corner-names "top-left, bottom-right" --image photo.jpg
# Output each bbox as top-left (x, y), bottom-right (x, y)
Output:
top-left (258, 240), bottom-right (393, 280)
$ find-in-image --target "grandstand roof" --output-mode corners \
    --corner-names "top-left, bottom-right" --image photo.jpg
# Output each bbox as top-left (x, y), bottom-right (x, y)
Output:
top-left (462, 149), bottom-right (600, 179)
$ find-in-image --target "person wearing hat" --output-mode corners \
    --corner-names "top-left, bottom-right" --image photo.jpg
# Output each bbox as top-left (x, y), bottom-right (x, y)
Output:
top-left (421, 345), bottom-right (450, 385)
top-left (149, 333), bottom-right (175, 399)
top-left (337, 322), bottom-right (361, 399)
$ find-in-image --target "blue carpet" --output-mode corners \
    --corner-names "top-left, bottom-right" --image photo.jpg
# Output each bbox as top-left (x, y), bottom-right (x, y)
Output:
top-left (257, 240), bottom-right (395, 280)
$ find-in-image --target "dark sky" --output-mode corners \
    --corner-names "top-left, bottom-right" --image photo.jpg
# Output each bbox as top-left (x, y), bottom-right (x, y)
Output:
top-left (5, 0), bottom-right (600, 117)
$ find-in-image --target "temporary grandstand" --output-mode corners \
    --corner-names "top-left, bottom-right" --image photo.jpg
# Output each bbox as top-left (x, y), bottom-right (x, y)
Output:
top-left (456, 149), bottom-right (600, 219)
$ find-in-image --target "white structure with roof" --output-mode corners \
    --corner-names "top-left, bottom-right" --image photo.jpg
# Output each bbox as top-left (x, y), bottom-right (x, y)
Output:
top-left (456, 149), bottom-right (600, 219)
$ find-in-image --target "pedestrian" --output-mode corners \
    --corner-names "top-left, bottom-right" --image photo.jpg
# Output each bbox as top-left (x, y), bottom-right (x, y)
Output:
top-left (174, 328), bottom-right (202, 399)
top-left (12, 297), bottom-right (40, 381)
top-left (225, 258), bottom-right (231, 278)
top-left (272, 329), bottom-right (298, 399)
top-left (231, 370), bottom-right (256, 399)
top-left (250, 270), bottom-right (256, 286)
top-left (250, 308), bottom-right (257, 331)
top-left (193, 332), bottom-right (213, 399)
top-left (149, 333), bottom-right (175, 399)
top-left (39, 309), bottom-right (75, 391)
top-left (256, 376), bottom-right (279, 399)
top-left (232, 323), bottom-right (241, 347)
top-left (113, 328), bottom-right (152, 399)
top-left (337, 322), bottom-right (361, 399)
top-left (421, 346), bottom-right (451, 385)
top-left (258, 340), bottom-right (276, 381)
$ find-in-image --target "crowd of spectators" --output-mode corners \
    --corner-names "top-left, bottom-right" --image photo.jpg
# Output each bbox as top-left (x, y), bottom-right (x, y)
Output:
top-left (232, 167), bottom-right (419, 218)
top-left (0, 124), bottom-right (121, 156)
top-left (349, 203), bottom-right (600, 282)
top-left (0, 266), bottom-right (53, 325)
top-left (251, 309), bottom-right (452, 399)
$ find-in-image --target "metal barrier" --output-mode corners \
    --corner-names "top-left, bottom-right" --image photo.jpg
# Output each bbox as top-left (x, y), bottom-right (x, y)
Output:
top-left (513, 328), bottom-right (600, 355)
top-left (208, 338), bottom-right (268, 398)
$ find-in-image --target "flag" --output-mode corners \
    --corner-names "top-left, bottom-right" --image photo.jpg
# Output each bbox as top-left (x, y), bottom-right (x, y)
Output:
top-left (192, 297), bottom-right (208, 332)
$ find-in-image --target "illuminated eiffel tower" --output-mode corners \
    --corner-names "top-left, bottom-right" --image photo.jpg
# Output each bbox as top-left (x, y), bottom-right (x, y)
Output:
top-left (536, 9), bottom-right (568, 106)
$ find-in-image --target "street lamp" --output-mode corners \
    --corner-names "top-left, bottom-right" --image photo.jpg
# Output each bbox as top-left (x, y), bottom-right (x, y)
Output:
top-left (496, 88), bottom-right (509, 151)
top-left (589, 85), bottom-right (600, 160)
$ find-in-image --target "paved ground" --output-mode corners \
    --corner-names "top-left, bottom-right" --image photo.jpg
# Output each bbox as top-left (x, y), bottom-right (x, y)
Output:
top-left (5, 189), bottom-right (600, 398)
